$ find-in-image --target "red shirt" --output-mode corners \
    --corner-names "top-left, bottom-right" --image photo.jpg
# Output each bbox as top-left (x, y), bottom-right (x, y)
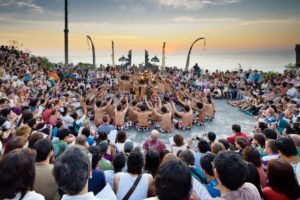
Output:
top-left (143, 139), bottom-right (166, 154)
top-left (42, 109), bottom-right (52, 124)
top-left (263, 187), bottom-right (289, 200)
top-left (227, 132), bottom-right (249, 144)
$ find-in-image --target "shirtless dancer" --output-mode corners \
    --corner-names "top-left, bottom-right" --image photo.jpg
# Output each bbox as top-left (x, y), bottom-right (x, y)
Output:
top-left (153, 97), bottom-right (173, 133)
top-left (94, 97), bottom-right (112, 125)
top-left (133, 101), bottom-right (153, 132)
top-left (171, 101), bottom-right (193, 131)
top-left (114, 97), bottom-right (132, 130)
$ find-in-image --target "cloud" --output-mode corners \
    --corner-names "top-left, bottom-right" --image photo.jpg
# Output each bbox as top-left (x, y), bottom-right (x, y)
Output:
top-left (226, 18), bottom-right (300, 28)
top-left (173, 16), bottom-right (239, 23)
top-left (0, 0), bottom-right (44, 13)
top-left (156, 0), bottom-right (239, 10)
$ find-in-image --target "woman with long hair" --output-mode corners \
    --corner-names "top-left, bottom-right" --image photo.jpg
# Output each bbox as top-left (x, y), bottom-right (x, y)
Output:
top-left (263, 159), bottom-right (300, 200)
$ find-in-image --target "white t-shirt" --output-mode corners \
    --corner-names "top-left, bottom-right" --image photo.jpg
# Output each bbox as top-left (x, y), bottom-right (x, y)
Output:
top-left (4, 191), bottom-right (45, 200)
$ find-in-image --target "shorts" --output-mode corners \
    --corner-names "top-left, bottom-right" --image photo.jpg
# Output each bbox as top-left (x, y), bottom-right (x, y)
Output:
top-left (136, 125), bottom-right (150, 132)
top-left (115, 121), bottom-right (132, 131)
top-left (175, 122), bottom-right (191, 131)
top-left (193, 118), bottom-right (204, 126)
top-left (154, 122), bottom-right (171, 133)
top-left (205, 117), bottom-right (214, 122)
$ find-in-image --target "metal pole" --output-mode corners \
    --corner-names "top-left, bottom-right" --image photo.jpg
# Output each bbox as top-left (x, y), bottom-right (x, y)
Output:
top-left (64, 0), bottom-right (69, 66)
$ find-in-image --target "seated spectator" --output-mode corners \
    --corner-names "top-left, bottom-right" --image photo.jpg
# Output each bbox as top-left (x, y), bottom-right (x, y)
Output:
top-left (104, 152), bottom-right (126, 188)
top-left (171, 134), bottom-right (190, 155)
top-left (52, 128), bottom-right (74, 158)
top-left (213, 151), bottom-right (261, 199)
top-left (211, 142), bottom-right (225, 155)
top-left (262, 128), bottom-right (277, 140)
top-left (115, 130), bottom-right (127, 153)
top-left (263, 159), bottom-right (300, 200)
top-left (98, 141), bottom-right (113, 170)
top-left (275, 136), bottom-right (300, 184)
top-left (145, 159), bottom-right (193, 200)
top-left (227, 124), bottom-right (249, 145)
top-left (200, 153), bottom-right (221, 197)
top-left (88, 146), bottom-right (106, 195)
top-left (97, 115), bottom-right (115, 134)
top-left (143, 130), bottom-right (166, 154)
top-left (0, 148), bottom-right (45, 200)
top-left (114, 148), bottom-right (154, 200)
top-left (144, 149), bottom-right (160, 177)
top-left (195, 138), bottom-right (211, 169)
top-left (245, 162), bottom-right (264, 199)
top-left (290, 134), bottom-right (300, 157)
top-left (33, 138), bottom-right (60, 200)
top-left (262, 139), bottom-right (279, 170)
top-left (253, 133), bottom-right (266, 156)
top-left (207, 132), bottom-right (216, 145)
top-left (242, 146), bottom-right (267, 188)
top-left (81, 127), bottom-right (95, 146)
top-left (4, 136), bottom-right (26, 155)
top-left (235, 137), bottom-right (248, 153)
top-left (53, 145), bottom-right (106, 200)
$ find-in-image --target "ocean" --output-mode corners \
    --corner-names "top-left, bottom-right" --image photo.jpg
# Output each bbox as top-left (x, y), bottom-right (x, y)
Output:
top-left (33, 48), bottom-right (296, 72)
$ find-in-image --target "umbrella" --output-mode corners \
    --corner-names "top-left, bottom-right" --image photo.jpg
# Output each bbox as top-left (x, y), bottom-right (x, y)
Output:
top-left (151, 56), bottom-right (160, 63)
top-left (119, 56), bottom-right (127, 62)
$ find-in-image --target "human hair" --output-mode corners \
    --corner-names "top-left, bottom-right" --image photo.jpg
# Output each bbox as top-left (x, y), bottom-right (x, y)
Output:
top-left (144, 149), bottom-right (160, 177)
top-left (232, 124), bottom-right (241, 133)
top-left (155, 159), bottom-right (192, 200)
top-left (15, 125), bottom-right (31, 138)
top-left (242, 146), bottom-right (262, 167)
top-left (0, 107), bottom-right (11, 118)
top-left (263, 128), bottom-right (277, 140)
top-left (127, 148), bottom-right (144, 174)
top-left (57, 128), bottom-right (70, 140)
top-left (4, 136), bottom-right (26, 155)
top-left (235, 137), bottom-right (248, 149)
top-left (275, 136), bottom-right (297, 157)
top-left (140, 104), bottom-right (146, 112)
top-left (178, 149), bottom-right (195, 166)
top-left (218, 139), bottom-right (230, 150)
top-left (160, 149), bottom-right (170, 163)
top-left (267, 159), bottom-right (300, 200)
top-left (112, 152), bottom-right (126, 173)
top-left (27, 118), bottom-right (36, 129)
top-left (23, 112), bottom-right (33, 124)
top-left (184, 105), bottom-right (190, 112)
top-left (96, 100), bottom-right (101, 107)
top-left (245, 162), bottom-right (263, 198)
top-left (196, 102), bottom-right (203, 109)
top-left (173, 134), bottom-right (184, 146)
top-left (70, 112), bottom-right (78, 120)
top-left (257, 122), bottom-right (268, 131)
top-left (53, 145), bottom-right (91, 195)
top-left (0, 148), bottom-right (36, 200)
top-left (207, 132), bottom-right (216, 143)
top-left (200, 153), bottom-right (216, 176)
top-left (81, 127), bottom-right (90, 137)
top-left (103, 115), bottom-right (109, 123)
top-left (76, 135), bottom-right (87, 146)
top-left (116, 130), bottom-right (126, 143)
top-left (27, 132), bottom-right (44, 149)
top-left (266, 139), bottom-right (278, 154)
top-left (253, 133), bottom-right (266, 148)
top-left (214, 151), bottom-right (248, 190)
top-left (197, 139), bottom-right (211, 153)
top-left (88, 145), bottom-right (102, 170)
top-left (116, 104), bottom-right (122, 111)
top-left (33, 138), bottom-right (53, 162)
top-left (211, 142), bottom-right (225, 155)
top-left (161, 106), bottom-right (167, 113)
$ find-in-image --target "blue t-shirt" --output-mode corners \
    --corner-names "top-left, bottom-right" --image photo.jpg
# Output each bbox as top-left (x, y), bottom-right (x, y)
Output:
top-left (88, 169), bottom-right (106, 195)
top-left (86, 136), bottom-right (95, 146)
top-left (206, 180), bottom-right (221, 197)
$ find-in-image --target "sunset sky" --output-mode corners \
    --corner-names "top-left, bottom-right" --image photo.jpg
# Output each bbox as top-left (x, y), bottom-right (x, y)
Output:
top-left (0, 0), bottom-right (299, 67)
